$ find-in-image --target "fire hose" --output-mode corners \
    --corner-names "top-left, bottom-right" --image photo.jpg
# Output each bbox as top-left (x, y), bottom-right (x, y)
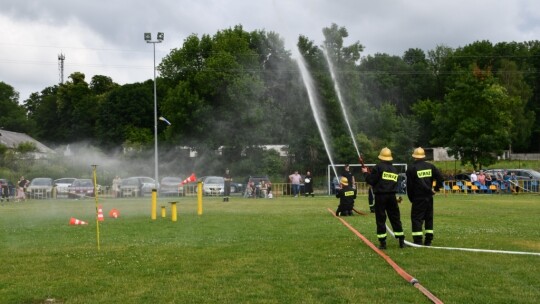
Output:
top-left (328, 208), bottom-right (444, 304)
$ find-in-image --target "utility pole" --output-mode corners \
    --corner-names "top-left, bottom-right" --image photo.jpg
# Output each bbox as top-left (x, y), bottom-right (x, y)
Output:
top-left (58, 53), bottom-right (65, 84)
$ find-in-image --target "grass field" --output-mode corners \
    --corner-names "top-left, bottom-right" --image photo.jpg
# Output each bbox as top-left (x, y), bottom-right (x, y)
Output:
top-left (1, 193), bottom-right (539, 304)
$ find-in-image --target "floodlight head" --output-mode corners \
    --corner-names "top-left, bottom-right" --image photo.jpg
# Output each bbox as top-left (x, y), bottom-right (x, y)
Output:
top-left (144, 33), bottom-right (151, 41)
top-left (159, 116), bottom-right (171, 125)
top-left (157, 32), bottom-right (164, 41)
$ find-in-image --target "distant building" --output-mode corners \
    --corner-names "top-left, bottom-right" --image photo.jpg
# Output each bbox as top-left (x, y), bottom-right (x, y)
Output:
top-left (0, 129), bottom-right (55, 159)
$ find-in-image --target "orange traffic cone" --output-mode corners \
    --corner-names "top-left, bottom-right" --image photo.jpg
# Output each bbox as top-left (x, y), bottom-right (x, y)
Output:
top-left (69, 217), bottom-right (88, 225)
top-left (97, 205), bottom-right (104, 222)
top-left (109, 208), bottom-right (120, 218)
top-left (181, 173), bottom-right (197, 185)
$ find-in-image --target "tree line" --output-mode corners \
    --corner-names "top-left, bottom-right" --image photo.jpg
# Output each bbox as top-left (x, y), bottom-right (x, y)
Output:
top-left (0, 23), bottom-right (539, 178)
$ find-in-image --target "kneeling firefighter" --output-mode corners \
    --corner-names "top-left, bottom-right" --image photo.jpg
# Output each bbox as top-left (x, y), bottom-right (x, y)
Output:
top-left (335, 177), bottom-right (357, 216)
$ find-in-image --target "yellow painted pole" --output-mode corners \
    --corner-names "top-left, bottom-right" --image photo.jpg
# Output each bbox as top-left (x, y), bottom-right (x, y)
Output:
top-left (197, 181), bottom-right (203, 215)
top-left (92, 165), bottom-right (100, 251)
top-left (170, 202), bottom-right (177, 222)
top-left (151, 189), bottom-right (157, 220)
top-left (161, 206), bottom-right (166, 218)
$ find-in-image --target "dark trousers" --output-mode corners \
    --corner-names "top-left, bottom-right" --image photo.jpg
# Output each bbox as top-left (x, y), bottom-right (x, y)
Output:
top-left (1, 187), bottom-right (8, 201)
top-left (411, 196), bottom-right (434, 243)
top-left (224, 182), bottom-right (231, 197)
top-left (375, 193), bottom-right (403, 241)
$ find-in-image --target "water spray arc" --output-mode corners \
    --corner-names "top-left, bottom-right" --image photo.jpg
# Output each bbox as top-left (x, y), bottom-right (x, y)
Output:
top-left (322, 47), bottom-right (361, 158)
top-left (296, 48), bottom-right (338, 178)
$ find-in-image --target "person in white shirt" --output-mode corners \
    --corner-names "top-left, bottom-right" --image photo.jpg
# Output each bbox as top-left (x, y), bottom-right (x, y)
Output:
top-left (289, 171), bottom-right (302, 197)
top-left (470, 171), bottom-right (478, 183)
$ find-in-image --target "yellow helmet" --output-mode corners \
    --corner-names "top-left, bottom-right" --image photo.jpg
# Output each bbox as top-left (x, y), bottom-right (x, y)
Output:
top-left (412, 147), bottom-right (426, 159)
top-left (340, 176), bottom-right (349, 186)
top-left (378, 147), bottom-right (393, 161)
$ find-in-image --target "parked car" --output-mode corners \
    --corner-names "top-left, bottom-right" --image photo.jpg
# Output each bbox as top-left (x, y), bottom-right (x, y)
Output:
top-left (230, 181), bottom-right (244, 194)
top-left (67, 179), bottom-right (97, 199)
top-left (201, 176), bottom-right (225, 196)
top-left (54, 178), bottom-right (76, 198)
top-left (0, 179), bottom-right (16, 198)
top-left (119, 176), bottom-right (158, 197)
top-left (160, 176), bottom-right (184, 196)
top-left (506, 169), bottom-right (540, 180)
top-left (26, 177), bottom-right (54, 199)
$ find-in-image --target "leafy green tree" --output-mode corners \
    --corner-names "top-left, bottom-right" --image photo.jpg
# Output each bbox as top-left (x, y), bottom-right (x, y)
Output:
top-left (496, 59), bottom-right (535, 151)
top-left (432, 66), bottom-right (516, 169)
top-left (359, 103), bottom-right (418, 163)
top-left (23, 87), bottom-right (60, 142)
top-left (411, 99), bottom-right (441, 147)
top-left (0, 82), bottom-right (32, 133)
top-left (56, 72), bottom-right (96, 143)
top-left (427, 44), bottom-right (454, 100)
top-left (96, 81), bottom-right (154, 150)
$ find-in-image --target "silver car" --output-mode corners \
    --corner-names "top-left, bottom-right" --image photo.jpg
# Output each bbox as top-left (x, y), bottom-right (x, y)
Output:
top-left (54, 178), bottom-right (76, 198)
top-left (201, 176), bottom-right (225, 196)
top-left (160, 176), bottom-right (184, 196)
top-left (119, 176), bottom-right (159, 197)
top-left (27, 177), bottom-right (54, 199)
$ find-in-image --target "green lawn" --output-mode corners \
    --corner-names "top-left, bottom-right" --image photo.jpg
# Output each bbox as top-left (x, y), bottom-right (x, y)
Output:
top-left (1, 194), bottom-right (539, 303)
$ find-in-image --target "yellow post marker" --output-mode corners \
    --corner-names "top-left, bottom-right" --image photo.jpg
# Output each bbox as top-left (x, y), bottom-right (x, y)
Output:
top-left (91, 165), bottom-right (100, 251)
top-left (169, 202), bottom-right (178, 222)
top-left (197, 181), bottom-right (203, 215)
top-left (151, 188), bottom-right (157, 220)
top-left (161, 206), bottom-right (166, 218)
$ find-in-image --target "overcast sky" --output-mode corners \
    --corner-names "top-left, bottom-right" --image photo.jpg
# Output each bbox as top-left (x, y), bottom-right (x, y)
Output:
top-left (1, 0), bottom-right (539, 102)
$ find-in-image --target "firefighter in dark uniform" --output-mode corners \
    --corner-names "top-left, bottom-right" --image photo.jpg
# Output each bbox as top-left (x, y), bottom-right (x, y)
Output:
top-left (335, 177), bottom-right (357, 216)
top-left (362, 147), bottom-right (405, 249)
top-left (406, 147), bottom-right (444, 246)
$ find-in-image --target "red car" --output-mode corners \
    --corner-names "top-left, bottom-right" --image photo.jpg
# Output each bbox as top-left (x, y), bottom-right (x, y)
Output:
top-left (68, 179), bottom-right (98, 199)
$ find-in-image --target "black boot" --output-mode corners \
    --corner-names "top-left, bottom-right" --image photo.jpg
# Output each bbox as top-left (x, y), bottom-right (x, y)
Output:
top-left (378, 240), bottom-right (387, 250)
top-left (399, 238), bottom-right (406, 248)
top-left (424, 239), bottom-right (432, 246)
top-left (413, 236), bottom-right (423, 246)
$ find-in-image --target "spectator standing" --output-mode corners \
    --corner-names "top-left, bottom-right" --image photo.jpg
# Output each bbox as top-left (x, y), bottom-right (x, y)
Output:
top-left (16, 176), bottom-right (29, 202)
top-left (503, 171), bottom-right (511, 193)
top-left (303, 171), bottom-right (314, 197)
top-left (406, 147), bottom-right (444, 246)
top-left (0, 180), bottom-right (9, 202)
top-left (112, 176), bottom-right (122, 198)
top-left (509, 172), bottom-right (519, 193)
top-left (342, 164), bottom-right (356, 189)
top-left (223, 169), bottom-right (232, 202)
top-left (335, 177), bottom-right (357, 216)
top-left (289, 170), bottom-right (302, 197)
top-left (266, 181), bottom-right (273, 198)
top-left (362, 147), bottom-right (406, 249)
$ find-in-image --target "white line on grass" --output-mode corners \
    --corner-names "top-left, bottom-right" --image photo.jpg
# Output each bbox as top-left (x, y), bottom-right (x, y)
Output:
top-left (386, 225), bottom-right (540, 256)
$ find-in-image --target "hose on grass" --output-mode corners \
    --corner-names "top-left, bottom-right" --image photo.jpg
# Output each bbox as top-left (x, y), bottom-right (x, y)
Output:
top-left (328, 208), bottom-right (444, 304)
top-left (386, 225), bottom-right (540, 256)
